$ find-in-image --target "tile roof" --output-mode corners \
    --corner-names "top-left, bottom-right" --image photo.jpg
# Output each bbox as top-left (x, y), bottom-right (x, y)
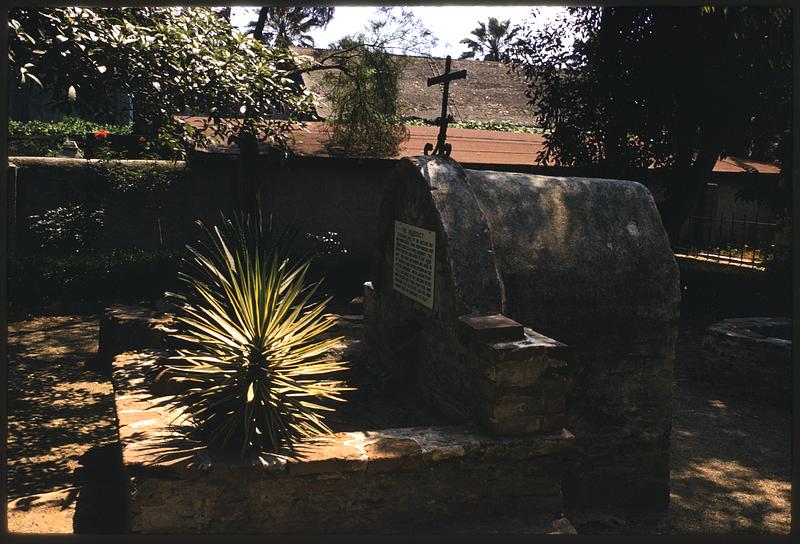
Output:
top-left (186, 118), bottom-right (780, 175)
top-left (290, 122), bottom-right (781, 175)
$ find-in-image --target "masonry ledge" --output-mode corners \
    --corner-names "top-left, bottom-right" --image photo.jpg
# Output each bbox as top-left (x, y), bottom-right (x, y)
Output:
top-left (113, 349), bottom-right (573, 479)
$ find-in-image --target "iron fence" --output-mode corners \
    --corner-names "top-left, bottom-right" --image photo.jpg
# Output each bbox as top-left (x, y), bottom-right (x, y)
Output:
top-left (674, 212), bottom-right (777, 267)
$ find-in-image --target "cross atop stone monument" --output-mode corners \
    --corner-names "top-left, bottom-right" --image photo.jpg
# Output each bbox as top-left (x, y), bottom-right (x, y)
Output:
top-left (423, 55), bottom-right (466, 158)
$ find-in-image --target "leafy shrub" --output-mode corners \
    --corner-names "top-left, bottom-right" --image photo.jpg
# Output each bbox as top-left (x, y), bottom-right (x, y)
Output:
top-left (91, 159), bottom-right (185, 247)
top-left (8, 249), bottom-right (183, 315)
top-left (763, 216), bottom-right (792, 314)
top-left (323, 40), bottom-right (409, 157)
top-left (404, 117), bottom-right (542, 133)
top-left (9, 116), bottom-right (132, 156)
top-left (9, 117), bottom-right (133, 138)
top-left (28, 204), bottom-right (105, 254)
top-left (166, 214), bottom-right (352, 456)
top-left (10, 7), bottom-right (317, 160)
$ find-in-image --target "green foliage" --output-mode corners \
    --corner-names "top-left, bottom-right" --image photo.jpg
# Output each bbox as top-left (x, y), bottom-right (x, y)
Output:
top-left (9, 116), bottom-right (132, 138)
top-left (406, 118), bottom-right (541, 133)
top-left (28, 204), bottom-right (104, 254)
top-left (165, 214), bottom-right (352, 455)
top-left (93, 159), bottom-right (184, 247)
top-left (509, 6), bottom-right (792, 236)
top-left (764, 216), bottom-right (792, 273)
top-left (460, 17), bottom-right (518, 61)
top-left (8, 7), bottom-right (318, 160)
top-left (318, 8), bottom-right (436, 157)
top-left (8, 249), bottom-right (183, 315)
top-left (510, 6), bottom-right (791, 168)
top-left (9, 117), bottom-right (132, 156)
top-left (246, 6), bottom-right (334, 48)
top-left (323, 42), bottom-right (408, 157)
top-left (94, 160), bottom-right (182, 194)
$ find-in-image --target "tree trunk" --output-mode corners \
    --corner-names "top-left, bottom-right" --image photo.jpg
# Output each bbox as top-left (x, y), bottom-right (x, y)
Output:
top-left (596, 8), bottom-right (629, 176)
top-left (253, 8), bottom-right (268, 41)
top-left (660, 143), bottom-right (721, 243)
top-left (236, 131), bottom-right (261, 218)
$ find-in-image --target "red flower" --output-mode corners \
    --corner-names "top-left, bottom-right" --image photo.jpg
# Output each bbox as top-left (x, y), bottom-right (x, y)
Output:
top-left (138, 136), bottom-right (146, 142)
top-left (94, 129), bottom-right (108, 140)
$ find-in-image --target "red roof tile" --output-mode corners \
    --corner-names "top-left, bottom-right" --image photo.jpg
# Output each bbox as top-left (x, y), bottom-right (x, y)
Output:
top-left (291, 122), bottom-right (780, 175)
top-left (185, 118), bottom-right (780, 175)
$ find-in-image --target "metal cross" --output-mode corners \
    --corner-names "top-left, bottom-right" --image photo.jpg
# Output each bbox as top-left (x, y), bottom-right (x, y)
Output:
top-left (423, 55), bottom-right (466, 158)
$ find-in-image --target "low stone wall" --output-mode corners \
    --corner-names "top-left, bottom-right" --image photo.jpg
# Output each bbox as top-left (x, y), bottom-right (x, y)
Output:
top-left (95, 301), bottom-right (178, 371)
top-left (111, 349), bottom-right (572, 533)
top-left (698, 318), bottom-right (792, 408)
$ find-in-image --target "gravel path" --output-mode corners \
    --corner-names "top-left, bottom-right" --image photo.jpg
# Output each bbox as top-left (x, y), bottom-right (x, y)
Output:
top-left (6, 313), bottom-right (791, 534)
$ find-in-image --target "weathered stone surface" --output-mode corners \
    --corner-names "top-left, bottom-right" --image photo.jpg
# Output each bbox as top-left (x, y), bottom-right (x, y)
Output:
top-left (365, 157), bottom-right (680, 510)
top-left (150, 368), bottom-right (193, 397)
top-left (287, 439), bottom-right (367, 476)
top-left (458, 313), bottom-right (524, 342)
top-left (488, 414), bottom-right (564, 434)
top-left (95, 303), bottom-right (177, 371)
top-left (112, 349), bottom-right (572, 533)
top-left (697, 317), bottom-right (792, 407)
top-left (362, 437), bottom-right (423, 473)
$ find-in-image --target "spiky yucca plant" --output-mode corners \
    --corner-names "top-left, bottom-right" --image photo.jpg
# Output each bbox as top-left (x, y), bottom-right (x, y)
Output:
top-left (165, 213), bottom-right (351, 456)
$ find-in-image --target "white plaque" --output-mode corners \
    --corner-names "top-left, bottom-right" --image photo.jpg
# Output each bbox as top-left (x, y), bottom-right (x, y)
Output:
top-left (392, 220), bottom-right (436, 309)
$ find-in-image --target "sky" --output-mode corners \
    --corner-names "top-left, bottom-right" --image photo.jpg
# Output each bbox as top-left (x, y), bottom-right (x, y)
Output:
top-left (230, 5), bottom-right (565, 59)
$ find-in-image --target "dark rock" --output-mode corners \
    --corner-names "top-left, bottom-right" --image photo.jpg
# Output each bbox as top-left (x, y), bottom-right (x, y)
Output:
top-left (698, 317), bottom-right (792, 407)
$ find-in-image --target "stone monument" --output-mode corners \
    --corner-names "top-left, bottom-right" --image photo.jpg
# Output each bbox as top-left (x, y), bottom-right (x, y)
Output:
top-left (364, 156), bottom-right (680, 510)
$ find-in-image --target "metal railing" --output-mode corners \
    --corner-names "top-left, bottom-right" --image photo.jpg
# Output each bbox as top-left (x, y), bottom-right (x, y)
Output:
top-left (674, 212), bottom-right (777, 267)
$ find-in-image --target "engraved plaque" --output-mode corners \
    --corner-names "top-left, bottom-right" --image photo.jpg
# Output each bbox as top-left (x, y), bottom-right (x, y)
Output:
top-left (393, 220), bottom-right (436, 308)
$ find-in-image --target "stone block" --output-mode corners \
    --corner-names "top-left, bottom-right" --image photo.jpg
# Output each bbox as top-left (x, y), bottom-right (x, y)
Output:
top-left (457, 313), bottom-right (524, 342)
top-left (363, 437), bottom-right (424, 473)
top-left (287, 440), bottom-right (367, 476)
top-left (95, 303), bottom-right (178, 371)
top-left (112, 347), bottom-right (571, 533)
top-left (697, 317), bottom-right (792, 407)
top-left (488, 414), bottom-right (564, 435)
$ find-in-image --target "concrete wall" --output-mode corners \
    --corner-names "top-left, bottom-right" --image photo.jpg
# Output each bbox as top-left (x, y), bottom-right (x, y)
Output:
top-left (8, 155), bottom-right (397, 296)
top-left (262, 156), bottom-right (395, 290)
top-left (9, 156), bottom-right (238, 253)
top-left (8, 154), bottom-right (779, 299)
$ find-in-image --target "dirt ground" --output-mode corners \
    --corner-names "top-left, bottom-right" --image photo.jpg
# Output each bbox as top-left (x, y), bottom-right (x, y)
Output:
top-left (5, 313), bottom-right (792, 534)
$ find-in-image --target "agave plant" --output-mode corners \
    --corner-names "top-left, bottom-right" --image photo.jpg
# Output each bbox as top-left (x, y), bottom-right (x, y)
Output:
top-left (165, 212), bottom-right (351, 456)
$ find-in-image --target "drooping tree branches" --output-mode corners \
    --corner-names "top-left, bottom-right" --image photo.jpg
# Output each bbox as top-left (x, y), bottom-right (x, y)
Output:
top-left (310, 8), bottom-right (438, 157)
top-left (509, 6), bottom-right (792, 239)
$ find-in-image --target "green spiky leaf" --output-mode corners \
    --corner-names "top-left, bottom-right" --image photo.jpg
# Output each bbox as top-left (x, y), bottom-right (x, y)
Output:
top-left (166, 212), bottom-right (352, 456)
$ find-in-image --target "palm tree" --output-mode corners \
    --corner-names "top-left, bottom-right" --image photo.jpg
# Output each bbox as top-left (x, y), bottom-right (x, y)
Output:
top-left (246, 6), bottom-right (334, 49)
top-left (459, 17), bottom-right (518, 61)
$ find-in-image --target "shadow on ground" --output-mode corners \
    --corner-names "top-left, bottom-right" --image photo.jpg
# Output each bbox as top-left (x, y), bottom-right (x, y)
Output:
top-left (569, 313), bottom-right (791, 534)
top-left (6, 316), bottom-right (119, 500)
top-left (6, 312), bottom-right (792, 534)
top-left (72, 443), bottom-right (128, 533)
